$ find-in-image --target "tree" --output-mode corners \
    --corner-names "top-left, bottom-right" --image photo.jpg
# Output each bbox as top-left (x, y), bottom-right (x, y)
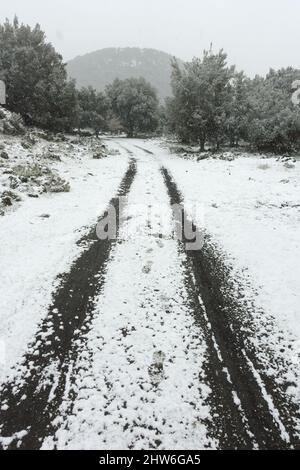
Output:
top-left (247, 68), bottom-right (300, 152)
top-left (0, 17), bottom-right (78, 131)
top-left (77, 86), bottom-right (109, 135)
top-left (167, 50), bottom-right (300, 153)
top-left (225, 71), bottom-right (250, 147)
top-left (165, 61), bottom-right (195, 143)
top-left (106, 77), bottom-right (159, 137)
top-left (167, 50), bottom-right (234, 150)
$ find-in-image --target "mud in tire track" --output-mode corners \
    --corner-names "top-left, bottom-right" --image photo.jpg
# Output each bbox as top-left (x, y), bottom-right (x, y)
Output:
top-left (0, 158), bottom-right (136, 450)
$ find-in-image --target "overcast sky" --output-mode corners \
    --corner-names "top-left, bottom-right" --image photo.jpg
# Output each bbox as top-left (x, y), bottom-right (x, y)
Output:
top-left (1, 0), bottom-right (300, 76)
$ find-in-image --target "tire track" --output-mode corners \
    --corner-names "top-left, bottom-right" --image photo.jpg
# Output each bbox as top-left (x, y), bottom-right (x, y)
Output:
top-left (161, 166), bottom-right (294, 449)
top-left (133, 144), bottom-right (154, 155)
top-left (0, 158), bottom-right (136, 450)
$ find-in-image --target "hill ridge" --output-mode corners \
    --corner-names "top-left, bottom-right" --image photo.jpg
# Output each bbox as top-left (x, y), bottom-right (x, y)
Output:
top-left (67, 47), bottom-right (181, 100)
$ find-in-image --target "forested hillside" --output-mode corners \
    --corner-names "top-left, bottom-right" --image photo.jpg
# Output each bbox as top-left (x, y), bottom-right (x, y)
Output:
top-left (67, 47), bottom-right (180, 100)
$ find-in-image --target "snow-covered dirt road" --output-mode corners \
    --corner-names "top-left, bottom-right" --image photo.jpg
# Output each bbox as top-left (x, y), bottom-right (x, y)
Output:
top-left (0, 139), bottom-right (299, 449)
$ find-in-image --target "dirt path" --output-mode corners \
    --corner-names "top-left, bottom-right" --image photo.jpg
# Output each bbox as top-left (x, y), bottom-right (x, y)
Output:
top-left (0, 140), bottom-right (298, 450)
top-left (41, 145), bottom-right (214, 450)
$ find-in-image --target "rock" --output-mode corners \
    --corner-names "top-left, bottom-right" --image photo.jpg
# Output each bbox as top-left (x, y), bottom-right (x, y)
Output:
top-left (44, 151), bottom-right (61, 161)
top-left (21, 141), bottom-right (32, 150)
top-left (1, 190), bottom-right (22, 206)
top-left (9, 175), bottom-right (20, 189)
top-left (0, 151), bottom-right (9, 159)
top-left (284, 161), bottom-right (295, 169)
top-left (28, 193), bottom-right (39, 198)
top-left (50, 154), bottom-right (62, 162)
top-left (0, 107), bottom-right (6, 119)
top-left (39, 213), bottom-right (50, 218)
top-left (277, 155), bottom-right (296, 163)
top-left (197, 152), bottom-right (210, 161)
top-left (66, 144), bottom-right (75, 151)
top-left (148, 351), bottom-right (166, 385)
top-left (27, 134), bottom-right (37, 145)
top-left (3, 121), bottom-right (16, 135)
top-left (93, 148), bottom-right (106, 159)
top-left (1, 195), bottom-right (12, 206)
top-left (93, 144), bottom-right (108, 159)
top-left (219, 151), bottom-right (236, 161)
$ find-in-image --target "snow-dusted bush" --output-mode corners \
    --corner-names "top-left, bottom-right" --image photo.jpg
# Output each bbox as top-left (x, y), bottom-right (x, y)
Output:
top-left (9, 163), bottom-right (70, 195)
top-left (0, 106), bottom-right (25, 135)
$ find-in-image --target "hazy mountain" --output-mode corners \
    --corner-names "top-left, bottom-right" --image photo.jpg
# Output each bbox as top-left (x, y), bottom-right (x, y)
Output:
top-left (67, 47), bottom-right (181, 100)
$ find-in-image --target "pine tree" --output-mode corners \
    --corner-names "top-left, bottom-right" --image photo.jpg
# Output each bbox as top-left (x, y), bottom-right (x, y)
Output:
top-left (106, 78), bottom-right (159, 137)
top-left (225, 71), bottom-right (250, 147)
top-left (167, 50), bottom-right (234, 150)
top-left (0, 17), bottom-right (78, 131)
top-left (77, 86), bottom-right (109, 135)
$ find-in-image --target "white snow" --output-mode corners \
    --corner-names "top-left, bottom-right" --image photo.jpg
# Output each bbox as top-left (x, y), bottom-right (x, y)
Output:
top-left (0, 137), bottom-right (128, 384)
top-left (42, 144), bottom-right (215, 450)
top-left (140, 139), bottom-right (300, 411)
top-left (1, 134), bottom-right (300, 448)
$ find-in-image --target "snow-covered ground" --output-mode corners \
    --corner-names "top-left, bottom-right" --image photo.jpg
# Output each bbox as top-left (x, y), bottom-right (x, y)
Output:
top-left (0, 135), bottom-right (128, 384)
top-left (1, 134), bottom-right (299, 449)
top-left (142, 139), bottom-right (300, 409)
top-left (43, 147), bottom-right (214, 450)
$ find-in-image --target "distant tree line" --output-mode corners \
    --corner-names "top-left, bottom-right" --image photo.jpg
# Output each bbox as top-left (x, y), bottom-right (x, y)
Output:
top-left (1, 18), bottom-right (300, 152)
